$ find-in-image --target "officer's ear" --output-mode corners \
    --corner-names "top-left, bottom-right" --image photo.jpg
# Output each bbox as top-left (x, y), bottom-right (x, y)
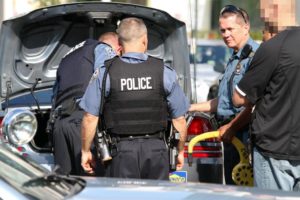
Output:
top-left (142, 34), bottom-right (148, 52)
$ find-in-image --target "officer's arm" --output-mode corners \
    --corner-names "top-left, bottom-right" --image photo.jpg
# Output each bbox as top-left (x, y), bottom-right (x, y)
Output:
top-left (81, 112), bottom-right (99, 152)
top-left (172, 116), bottom-right (187, 170)
top-left (189, 97), bottom-right (218, 112)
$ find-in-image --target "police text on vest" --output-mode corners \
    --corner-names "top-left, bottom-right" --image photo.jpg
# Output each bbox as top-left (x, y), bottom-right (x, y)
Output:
top-left (120, 77), bottom-right (153, 91)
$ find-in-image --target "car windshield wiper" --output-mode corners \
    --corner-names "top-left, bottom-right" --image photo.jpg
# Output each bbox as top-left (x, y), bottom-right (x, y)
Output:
top-left (23, 173), bottom-right (86, 196)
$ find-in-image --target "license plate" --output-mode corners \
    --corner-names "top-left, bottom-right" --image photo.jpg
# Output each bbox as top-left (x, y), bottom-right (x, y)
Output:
top-left (169, 171), bottom-right (187, 183)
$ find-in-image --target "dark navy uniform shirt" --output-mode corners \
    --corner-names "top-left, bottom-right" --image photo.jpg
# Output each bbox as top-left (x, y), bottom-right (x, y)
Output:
top-left (52, 41), bottom-right (116, 103)
top-left (80, 52), bottom-right (190, 118)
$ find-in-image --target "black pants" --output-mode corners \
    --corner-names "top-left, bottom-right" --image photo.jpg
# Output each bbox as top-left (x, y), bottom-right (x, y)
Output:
top-left (53, 110), bottom-right (106, 176)
top-left (53, 110), bottom-right (84, 175)
top-left (105, 137), bottom-right (169, 180)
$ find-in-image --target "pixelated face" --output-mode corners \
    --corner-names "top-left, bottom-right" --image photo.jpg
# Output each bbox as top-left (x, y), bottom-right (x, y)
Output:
top-left (219, 15), bottom-right (249, 51)
top-left (260, 0), bottom-right (295, 32)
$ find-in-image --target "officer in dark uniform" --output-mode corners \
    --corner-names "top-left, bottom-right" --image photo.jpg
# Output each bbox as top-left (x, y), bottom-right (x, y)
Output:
top-left (80, 17), bottom-right (189, 180)
top-left (52, 32), bottom-right (121, 175)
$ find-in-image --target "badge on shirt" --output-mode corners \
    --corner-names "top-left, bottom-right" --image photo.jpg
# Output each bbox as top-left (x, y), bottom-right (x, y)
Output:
top-left (89, 68), bottom-right (99, 84)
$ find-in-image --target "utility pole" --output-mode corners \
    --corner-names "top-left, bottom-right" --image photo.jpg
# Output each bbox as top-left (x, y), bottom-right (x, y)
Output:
top-left (192, 0), bottom-right (198, 102)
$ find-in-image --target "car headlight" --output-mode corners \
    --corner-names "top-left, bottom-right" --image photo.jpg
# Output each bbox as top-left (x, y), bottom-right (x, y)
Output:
top-left (1, 109), bottom-right (37, 145)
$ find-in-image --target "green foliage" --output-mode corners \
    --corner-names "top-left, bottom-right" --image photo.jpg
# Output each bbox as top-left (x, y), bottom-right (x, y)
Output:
top-left (31, 0), bottom-right (70, 7)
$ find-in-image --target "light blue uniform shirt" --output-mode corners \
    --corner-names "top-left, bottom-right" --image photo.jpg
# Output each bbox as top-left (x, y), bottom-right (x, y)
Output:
top-left (94, 43), bottom-right (117, 70)
top-left (80, 52), bottom-right (190, 119)
top-left (217, 38), bottom-right (259, 117)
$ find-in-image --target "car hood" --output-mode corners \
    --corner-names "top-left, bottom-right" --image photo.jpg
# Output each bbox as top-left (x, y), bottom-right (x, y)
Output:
top-left (72, 176), bottom-right (300, 200)
top-left (0, 2), bottom-right (191, 100)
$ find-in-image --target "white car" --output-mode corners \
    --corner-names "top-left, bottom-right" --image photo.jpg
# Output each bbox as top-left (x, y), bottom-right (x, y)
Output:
top-left (190, 39), bottom-right (231, 103)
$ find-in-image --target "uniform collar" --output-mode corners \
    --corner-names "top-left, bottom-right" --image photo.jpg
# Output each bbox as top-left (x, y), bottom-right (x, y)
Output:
top-left (121, 52), bottom-right (148, 61)
top-left (230, 37), bottom-right (255, 61)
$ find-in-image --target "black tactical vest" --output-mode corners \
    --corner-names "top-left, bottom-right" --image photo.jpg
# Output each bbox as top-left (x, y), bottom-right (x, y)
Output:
top-left (55, 39), bottom-right (99, 107)
top-left (103, 56), bottom-right (168, 135)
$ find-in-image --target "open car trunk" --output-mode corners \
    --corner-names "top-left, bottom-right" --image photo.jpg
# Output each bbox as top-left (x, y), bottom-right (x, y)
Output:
top-left (0, 2), bottom-right (191, 152)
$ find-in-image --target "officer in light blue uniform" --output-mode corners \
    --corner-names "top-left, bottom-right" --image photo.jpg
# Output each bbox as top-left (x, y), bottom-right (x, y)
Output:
top-left (217, 38), bottom-right (259, 120)
top-left (217, 38), bottom-right (258, 184)
top-left (80, 17), bottom-right (189, 180)
top-left (51, 32), bottom-right (120, 175)
top-left (80, 53), bottom-right (189, 118)
top-left (189, 5), bottom-right (259, 185)
top-left (80, 53), bottom-right (189, 179)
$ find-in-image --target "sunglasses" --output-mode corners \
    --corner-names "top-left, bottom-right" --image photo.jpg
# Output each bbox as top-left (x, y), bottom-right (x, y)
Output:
top-left (220, 5), bottom-right (247, 23)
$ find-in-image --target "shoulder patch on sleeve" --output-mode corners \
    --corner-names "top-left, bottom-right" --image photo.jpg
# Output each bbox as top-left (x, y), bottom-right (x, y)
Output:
top-left (104, 45), bottom-right (116, 59)
top-left (89, 68), bottom-right (99, 84)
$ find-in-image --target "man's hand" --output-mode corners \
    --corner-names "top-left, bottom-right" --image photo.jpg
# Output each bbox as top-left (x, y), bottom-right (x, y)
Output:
top-left (218, 123), bottom-right (235, 143)
top-left (172, 116), bottom-right (187, 170)
top-left (81, 150), bottom-right (96, 175)
top-left (176, 150), bottom-right (184, 170)
top-left (81, 112), bottom-right (99, 175)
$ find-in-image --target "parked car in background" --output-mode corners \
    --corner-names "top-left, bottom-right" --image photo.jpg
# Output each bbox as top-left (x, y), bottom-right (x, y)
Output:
top-left (190, 39), bottom-right (231, 103)
top-left (0, 2), bottom-right (222, 184)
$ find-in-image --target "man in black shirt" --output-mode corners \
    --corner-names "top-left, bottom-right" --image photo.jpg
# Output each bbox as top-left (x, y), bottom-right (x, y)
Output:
top-left (231, 0), bottom-right (300, 191)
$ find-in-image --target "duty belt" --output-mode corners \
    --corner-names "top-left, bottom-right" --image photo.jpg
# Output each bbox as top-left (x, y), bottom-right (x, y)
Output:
top-left (111, 131), bottom-right (165, 142)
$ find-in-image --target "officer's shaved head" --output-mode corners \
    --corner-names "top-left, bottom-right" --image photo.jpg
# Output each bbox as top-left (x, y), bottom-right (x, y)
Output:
top-left (117, 17), bottom-right (147, 44)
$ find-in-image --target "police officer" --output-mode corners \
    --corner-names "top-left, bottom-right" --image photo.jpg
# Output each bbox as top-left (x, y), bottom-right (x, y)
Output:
top-left (189, 6), bottom-right (259, 184)
top-left (52, 32), bottom-right (121, 175)
top-left (80, 17), bottom-right (189, 180)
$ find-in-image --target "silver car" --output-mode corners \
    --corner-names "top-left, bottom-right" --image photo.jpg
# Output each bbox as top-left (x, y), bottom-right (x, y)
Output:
top-left (0, 141), bottom-right (299, 200)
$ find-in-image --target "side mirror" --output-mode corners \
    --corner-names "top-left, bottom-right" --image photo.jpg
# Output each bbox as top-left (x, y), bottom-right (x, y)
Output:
top-left (213, 61), bottom-right (225, 73)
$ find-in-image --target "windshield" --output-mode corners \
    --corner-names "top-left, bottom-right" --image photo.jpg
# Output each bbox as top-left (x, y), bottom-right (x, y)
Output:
top-left (0, 145), bottom-right (82, 199)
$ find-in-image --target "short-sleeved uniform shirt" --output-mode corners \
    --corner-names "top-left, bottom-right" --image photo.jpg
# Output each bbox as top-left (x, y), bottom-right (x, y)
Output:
top-left (80, 52), bottom-right (190, 119)
top-left (236, 27), bottom-right (300, 160)
top-left (217, 38), bottom-right (259, 118)
top-left (94, 42), bottom-right (117, 70)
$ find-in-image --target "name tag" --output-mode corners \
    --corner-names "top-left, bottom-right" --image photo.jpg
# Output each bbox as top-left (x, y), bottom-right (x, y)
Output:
top-left (120, 77), bottom-right (153, 91)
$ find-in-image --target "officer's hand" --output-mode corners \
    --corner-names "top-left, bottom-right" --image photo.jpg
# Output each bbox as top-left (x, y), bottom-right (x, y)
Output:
top-left (218, 124), bottom-right (235, 143)
top-left (176, 151), bottom-right (184, 170)
top-left (81, 150), bottom-right (96, 175)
